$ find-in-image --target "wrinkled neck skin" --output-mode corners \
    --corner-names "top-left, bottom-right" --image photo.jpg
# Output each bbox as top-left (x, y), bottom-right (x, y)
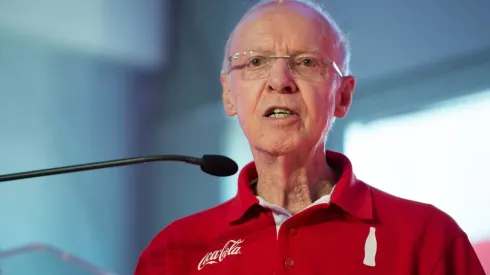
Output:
top-left (252, 145), bottom-right (337, 215)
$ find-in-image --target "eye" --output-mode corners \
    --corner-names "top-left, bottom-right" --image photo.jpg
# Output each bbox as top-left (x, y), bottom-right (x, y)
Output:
top-left (246, 56), bottom-right (267, 68)
top-left (297, 57), bottom-right (320, 68)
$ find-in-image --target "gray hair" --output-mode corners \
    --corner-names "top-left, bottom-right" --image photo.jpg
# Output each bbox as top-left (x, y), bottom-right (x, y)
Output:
top-left (221, 0), bottom-right (351, 76)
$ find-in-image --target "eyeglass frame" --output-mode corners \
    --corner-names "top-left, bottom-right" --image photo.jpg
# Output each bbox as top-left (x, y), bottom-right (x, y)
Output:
top-left (225, 50), bottom-right (344, 81)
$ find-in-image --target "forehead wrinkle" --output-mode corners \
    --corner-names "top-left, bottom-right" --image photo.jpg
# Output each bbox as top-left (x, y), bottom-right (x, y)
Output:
top-left (230, 3), bottom-right (337, 57)
top-left (223, 0), bottom-right (347, 75)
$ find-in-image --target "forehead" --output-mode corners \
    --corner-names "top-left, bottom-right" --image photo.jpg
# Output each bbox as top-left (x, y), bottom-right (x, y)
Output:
top-left (230, 2), bottom-right (335, 55)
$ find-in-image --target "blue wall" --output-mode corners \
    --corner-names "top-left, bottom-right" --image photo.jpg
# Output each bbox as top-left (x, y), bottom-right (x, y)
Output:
top-left (0, 35), bottom-right (139, 274)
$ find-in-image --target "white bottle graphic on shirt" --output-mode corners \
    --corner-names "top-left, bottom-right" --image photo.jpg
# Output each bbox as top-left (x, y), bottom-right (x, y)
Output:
top-left (363, 227), bottom-right (377, 267)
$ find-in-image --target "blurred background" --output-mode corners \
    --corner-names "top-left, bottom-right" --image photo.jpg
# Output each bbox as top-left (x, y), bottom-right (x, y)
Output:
top-left (0, 0), bottom-right (489, 274)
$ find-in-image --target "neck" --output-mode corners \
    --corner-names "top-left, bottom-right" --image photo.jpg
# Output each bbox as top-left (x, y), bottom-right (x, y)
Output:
top-left (252, 148), bottom-right (337, 214)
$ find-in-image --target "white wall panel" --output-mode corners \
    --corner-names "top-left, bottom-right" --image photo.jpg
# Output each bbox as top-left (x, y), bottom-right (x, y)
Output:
top-left (0, 0), bottom-right (168, 68)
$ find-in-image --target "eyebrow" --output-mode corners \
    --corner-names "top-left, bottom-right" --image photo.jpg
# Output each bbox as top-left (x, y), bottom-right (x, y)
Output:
top-left (230, 47), bottom-right (324, 55)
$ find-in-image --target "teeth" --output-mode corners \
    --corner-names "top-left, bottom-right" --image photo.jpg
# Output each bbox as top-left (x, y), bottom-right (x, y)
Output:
top-left (266, 108), bottom-right (295, 118)
top-left (272, 108), bottom-right (292, 114)
top-left (269, 113), bottom-right (292, 118)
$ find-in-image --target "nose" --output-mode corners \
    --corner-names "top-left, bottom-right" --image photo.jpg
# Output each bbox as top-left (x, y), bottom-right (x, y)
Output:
top-left (266, 59), bottom-right (297, 94)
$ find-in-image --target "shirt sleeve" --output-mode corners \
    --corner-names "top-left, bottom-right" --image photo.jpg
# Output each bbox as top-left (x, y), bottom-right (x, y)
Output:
top-left (134, 226), bottom-right (173, 275)
top-left (134, 247), bottom-right (157, 275)
top-left (431, 232), bottom-right (486, 275)
top-left (134, 242), bottom-right (169, 275)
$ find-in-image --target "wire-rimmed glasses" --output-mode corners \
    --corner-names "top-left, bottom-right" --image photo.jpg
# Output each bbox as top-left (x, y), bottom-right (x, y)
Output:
top-left (226, 50), bottom-right (343, 82)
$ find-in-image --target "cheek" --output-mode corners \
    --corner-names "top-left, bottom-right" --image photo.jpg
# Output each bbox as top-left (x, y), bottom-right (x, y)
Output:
top-left (232, 82), bottom-right (263, 136)
top-left (302, 87), bottom-right (336, 134)
top-left (235, 93), bottom-right (253, 116)
top-left (232, 82), bottom-right (263, 116)
top-left (305, 89), bottom-right (335, 119)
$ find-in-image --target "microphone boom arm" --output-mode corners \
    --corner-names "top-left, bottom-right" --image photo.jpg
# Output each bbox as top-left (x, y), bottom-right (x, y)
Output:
top-left (0, 155), bottom-right (204, 182)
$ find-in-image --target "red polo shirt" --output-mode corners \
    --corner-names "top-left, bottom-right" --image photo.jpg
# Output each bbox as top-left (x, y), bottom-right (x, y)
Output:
top-left (135, 150), bottom-right (485, 275)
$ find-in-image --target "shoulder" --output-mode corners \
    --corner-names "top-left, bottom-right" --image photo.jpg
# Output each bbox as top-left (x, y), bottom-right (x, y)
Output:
top-left (144, 198), bottom-right (235, 252)
top-left (135, 200), bottom-right (236, 273)
top-left (367, 184), bottom-right (484, 272)
top-left (370, 184), bottom-right (458, 224)
top-left (368, 184), bottom-right (464, 239)
top-left (364, 184), bottom-right (485, 274)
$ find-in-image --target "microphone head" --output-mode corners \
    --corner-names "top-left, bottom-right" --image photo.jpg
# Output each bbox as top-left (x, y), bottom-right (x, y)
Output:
top-left (200, 155), bottom-right (239, 177)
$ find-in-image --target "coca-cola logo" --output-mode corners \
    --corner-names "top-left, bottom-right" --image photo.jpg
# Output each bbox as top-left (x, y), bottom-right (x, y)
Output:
top-left (197, 239), bottom-right (244, 270)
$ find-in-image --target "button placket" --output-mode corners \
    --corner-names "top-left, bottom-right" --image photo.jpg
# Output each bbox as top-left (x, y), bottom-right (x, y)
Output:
top-left (284, 257), bottom-right (295, 268)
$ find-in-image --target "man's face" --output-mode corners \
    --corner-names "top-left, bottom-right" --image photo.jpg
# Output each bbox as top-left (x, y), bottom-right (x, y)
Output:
top-left (221, 2), bottom-right (355, 155)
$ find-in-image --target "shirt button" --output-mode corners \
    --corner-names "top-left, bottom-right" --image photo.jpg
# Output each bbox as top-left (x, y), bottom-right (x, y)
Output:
top-left (289, 228), bottom-right (297, 236)
top-left (284, 258), bottom-right (295, 268)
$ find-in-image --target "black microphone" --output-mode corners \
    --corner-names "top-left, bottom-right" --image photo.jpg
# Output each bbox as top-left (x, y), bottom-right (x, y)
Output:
top-left (0, 154), bottom-right (239, 182)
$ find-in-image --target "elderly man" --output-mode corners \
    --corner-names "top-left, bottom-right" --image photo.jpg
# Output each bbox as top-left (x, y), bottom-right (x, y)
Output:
top-left (135, 0), bottom-right (485, 274)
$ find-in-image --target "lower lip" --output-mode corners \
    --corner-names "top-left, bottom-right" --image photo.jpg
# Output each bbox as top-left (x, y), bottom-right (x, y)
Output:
top-left (263, 114), bottom-right (300, 125)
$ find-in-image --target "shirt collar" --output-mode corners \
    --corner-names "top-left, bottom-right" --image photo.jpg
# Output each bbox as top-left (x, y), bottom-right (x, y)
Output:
top-left (227, 150), bottom-right (373, 223)
top-left (256, 185), bottom-right (336, 217)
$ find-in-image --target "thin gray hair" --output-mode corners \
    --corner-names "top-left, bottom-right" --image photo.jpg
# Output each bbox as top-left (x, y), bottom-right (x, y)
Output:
top-left (221, 0), bottom-right (351, 76)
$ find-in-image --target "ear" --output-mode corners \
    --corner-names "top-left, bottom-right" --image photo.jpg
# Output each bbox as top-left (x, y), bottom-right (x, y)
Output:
top-left (221, 74), bottom-right (237, 116)
top-left (334, 75), bottom-right (356, 118)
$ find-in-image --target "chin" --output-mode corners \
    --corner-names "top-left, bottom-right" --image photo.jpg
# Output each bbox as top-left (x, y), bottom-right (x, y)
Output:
top-left (254, 136), bottom-right (305, 156)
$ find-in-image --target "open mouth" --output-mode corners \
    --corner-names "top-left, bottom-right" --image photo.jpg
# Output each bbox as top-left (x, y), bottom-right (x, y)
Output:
top-left (264, 107), bottom-right (297, 118)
